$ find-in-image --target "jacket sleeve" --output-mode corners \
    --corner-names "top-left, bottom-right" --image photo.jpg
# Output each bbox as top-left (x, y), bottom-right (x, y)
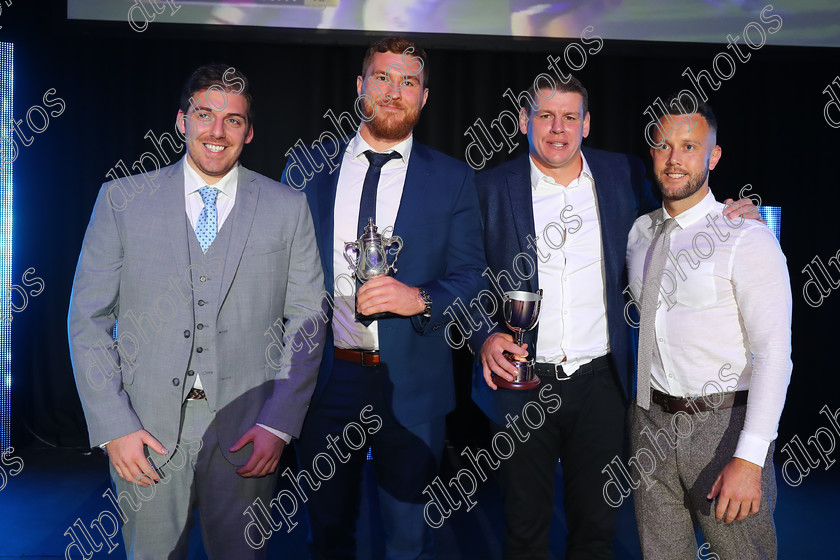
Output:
top-left (255, 192), bottom-right (328, 438)
top-left (68, 183), bottom-right (144, 447)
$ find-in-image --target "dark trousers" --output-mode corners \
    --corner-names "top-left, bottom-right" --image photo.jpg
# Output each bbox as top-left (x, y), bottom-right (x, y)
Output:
top-left (296, 357), bottom-right (445, 560)
top-left (495, 356), bottom-right (626, 560)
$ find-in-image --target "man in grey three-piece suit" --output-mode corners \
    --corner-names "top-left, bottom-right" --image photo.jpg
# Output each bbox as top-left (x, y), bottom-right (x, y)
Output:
top-left (68, 65), bottom-right (326, 559)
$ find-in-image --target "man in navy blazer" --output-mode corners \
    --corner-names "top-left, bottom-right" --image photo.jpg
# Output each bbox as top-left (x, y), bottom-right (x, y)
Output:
top-left (467, 76), bottom-right (757, 559)
top-left (283, 37), bottom-right (485, 559)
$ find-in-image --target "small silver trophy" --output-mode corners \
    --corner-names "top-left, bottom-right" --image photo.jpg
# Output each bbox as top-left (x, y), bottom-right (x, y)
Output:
top-left (344, 218), bottom-right (403, 321)
top-left (496, 289), bottom-right (543, 390)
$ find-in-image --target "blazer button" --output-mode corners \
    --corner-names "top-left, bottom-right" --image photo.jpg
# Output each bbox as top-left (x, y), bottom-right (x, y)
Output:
top-left (196, 347), bottom-right (203, 353)
top-left (198, 300), bottom-right (206, 306)
top-left (184, 330), bottom-right (190, 338)
top-left (196, 323), bottom-right (204, 330)
top-left (187, 369), bottom-right (195, 376)
top-left (172, 378), bottom-right (180, 387)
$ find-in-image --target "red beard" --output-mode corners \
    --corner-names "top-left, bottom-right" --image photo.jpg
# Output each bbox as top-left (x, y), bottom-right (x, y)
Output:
top-left (360, 97), bottom-right (422, 141)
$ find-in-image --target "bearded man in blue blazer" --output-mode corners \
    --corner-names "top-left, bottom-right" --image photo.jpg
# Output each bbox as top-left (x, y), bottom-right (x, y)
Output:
top-left (69, 65), bottom-right (326, 559)
top-left (283, 37), bottom-right (485, 559)
top-left (468, 75), bottom-right (758, 559)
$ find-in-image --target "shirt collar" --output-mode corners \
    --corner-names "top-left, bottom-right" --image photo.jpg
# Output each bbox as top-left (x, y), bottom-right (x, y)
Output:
top-left (347, 132), bottom-right (412, 167)
top-left (528, 152), bottom-right (593, 190)
top-left (182, 156), bottom-right (239, 199)
top-left (657, 188), bottom-right (717, 229)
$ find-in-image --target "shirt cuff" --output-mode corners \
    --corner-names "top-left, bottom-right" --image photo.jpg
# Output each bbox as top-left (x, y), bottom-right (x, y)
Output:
top-left (733, 430), bottom-right (771, 467)
top-left (257, 423), bottom-right (292, 444)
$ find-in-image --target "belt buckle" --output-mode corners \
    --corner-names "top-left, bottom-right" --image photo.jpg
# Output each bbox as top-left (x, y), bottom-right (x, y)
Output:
top-left (554, 364), bottom-right (572, 381)
top-left (676, 395), bottom-right (695, 414)
top-left (360, 350), bottom-right (378, 367)
top-left (665, 394), bottom-right (693, 414)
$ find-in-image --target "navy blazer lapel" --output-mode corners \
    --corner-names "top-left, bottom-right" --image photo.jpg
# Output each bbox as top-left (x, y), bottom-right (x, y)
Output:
top-left (216, 167), bottom-right (258, 307)
top-left (315, 139), bottom-right (348, 295)
top-left (506, 155), bottom-right (539, 291)
top-left (392, 142), bottom-right (431, 235)
top-left (162, 161), bottom-right (191, 283)
top-left (584, 149), bottom-right (622, 288)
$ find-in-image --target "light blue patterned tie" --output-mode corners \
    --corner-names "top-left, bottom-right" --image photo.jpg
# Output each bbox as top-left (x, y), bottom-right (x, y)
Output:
top-left (196, 186), bottom-right (220, 253)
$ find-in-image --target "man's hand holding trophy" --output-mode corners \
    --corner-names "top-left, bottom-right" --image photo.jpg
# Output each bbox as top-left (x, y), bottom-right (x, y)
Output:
top-left (480, 289), bottom-right (543, 390)
top-left (345, 218), bottom-right (429, 322)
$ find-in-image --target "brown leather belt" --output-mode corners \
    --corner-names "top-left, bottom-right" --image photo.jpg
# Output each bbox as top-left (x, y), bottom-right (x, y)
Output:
top-left (186, 388), bottom-right (206, 400)
top-left (651, 388), bottom-right (747, 414)
top-left (334, 348), bottom-right (380, 366)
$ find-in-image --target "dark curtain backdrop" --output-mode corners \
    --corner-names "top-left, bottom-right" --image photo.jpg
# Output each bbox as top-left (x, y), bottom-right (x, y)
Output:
top-left (4, 4), bottom-right (838, 449)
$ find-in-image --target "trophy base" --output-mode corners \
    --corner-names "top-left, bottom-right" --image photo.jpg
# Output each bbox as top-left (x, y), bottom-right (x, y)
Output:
top-left (493, 374), bottom-right (541, 390)
top-left (494, 355), bottom-right (541, 390)
top-left (355, 287), bottom-right (399, 324)
top-left (356, 311), bottom-right (399, 322)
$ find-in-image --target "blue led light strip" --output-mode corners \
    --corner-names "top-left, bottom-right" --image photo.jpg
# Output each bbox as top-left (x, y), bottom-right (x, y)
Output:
top-left (0, 42), bottom-right (12, 452)
top-left (760, 206), bottom-right (781, 242)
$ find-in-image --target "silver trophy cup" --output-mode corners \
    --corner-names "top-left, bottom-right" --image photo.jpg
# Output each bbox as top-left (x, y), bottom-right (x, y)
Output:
top-left (497, 289), bottom-right (543, 390)
top-left (344, 218), bottom-right (403, 321)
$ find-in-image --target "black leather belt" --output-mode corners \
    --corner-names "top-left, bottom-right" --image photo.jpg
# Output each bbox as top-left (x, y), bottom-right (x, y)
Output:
top-left (534, 354), bottom-right (611, 380)
top-left (651, 388), bottom-right (747, 414)
top-left (334, 347), bottom-right (380, 366)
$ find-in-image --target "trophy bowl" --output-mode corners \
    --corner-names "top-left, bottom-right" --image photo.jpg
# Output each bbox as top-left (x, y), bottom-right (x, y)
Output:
top-left (495, 289), bottom-right (543, 390)
top-left (344, 218), bottom-right (403, 322)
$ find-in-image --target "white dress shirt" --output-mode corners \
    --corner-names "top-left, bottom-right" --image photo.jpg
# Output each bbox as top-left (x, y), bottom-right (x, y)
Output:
top-left (184, 160), bottom-right (238, 234)
top-left (332, 133), bottom-right (412, 350)
top-left (529, 154), bottom-right (610, 375)
top-left (626, 189), bottom-right (792, 465)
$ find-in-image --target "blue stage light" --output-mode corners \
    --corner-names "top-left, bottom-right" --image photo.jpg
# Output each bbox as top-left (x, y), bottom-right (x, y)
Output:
top-left (0, 41), bottom-right (12, 452)
top-left (760, 206), bottom-right (782, 242)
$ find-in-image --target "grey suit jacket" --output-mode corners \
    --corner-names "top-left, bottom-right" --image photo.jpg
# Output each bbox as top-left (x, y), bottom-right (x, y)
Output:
top-left (68, 160), bottom-right (326, 464)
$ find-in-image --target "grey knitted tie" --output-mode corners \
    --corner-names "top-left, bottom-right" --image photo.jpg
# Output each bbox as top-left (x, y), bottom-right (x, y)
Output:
top-left (636, 218), bottom-right (678, 410)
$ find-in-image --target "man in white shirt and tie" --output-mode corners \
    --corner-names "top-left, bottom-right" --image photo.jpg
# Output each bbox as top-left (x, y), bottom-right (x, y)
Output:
top-left (69, 64), bottom-right (325, 559)
top-left (471, 75), bottom-right (762, 559)
top-left (626, 96), bottom-right (791, 559)
top-left (284, 36), bottom-right (486, 559)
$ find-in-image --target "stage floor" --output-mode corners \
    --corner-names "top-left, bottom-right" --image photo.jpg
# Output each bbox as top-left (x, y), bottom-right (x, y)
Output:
top-left (1, 444), bottom-right (836, 558)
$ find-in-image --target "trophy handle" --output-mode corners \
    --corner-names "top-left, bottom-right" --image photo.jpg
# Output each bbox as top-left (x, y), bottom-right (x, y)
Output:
top-left (502, 292), bottom-right (511, 324)
top-left (344, 241), bottom-right (360, 272)
top-left (382, 234), bottom-right (403, 274)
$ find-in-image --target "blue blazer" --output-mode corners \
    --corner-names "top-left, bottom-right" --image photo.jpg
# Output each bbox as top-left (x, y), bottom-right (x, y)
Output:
top-left (284, 138), bottom-right (486, 427)
top-left (469, 149), bottom-right (658, 425)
